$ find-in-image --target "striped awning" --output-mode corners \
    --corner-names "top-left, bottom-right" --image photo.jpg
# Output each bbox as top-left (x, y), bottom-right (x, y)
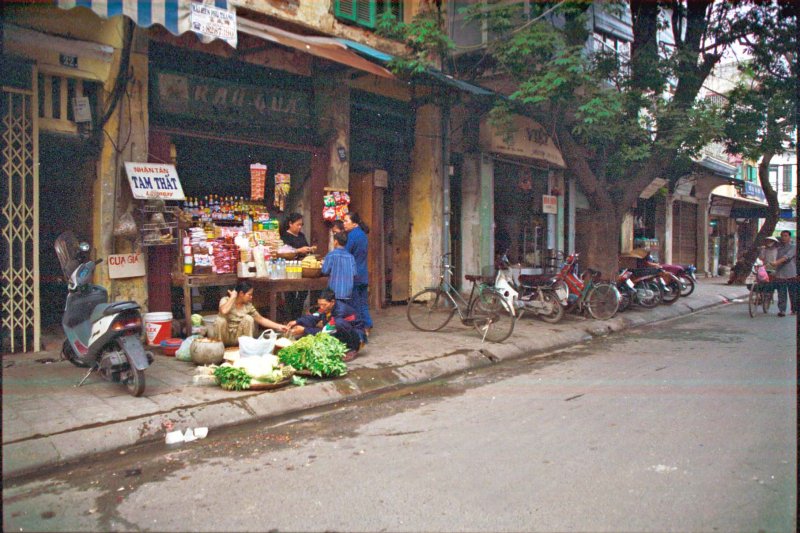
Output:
top-left (57, 0), bottom-right (237, 47)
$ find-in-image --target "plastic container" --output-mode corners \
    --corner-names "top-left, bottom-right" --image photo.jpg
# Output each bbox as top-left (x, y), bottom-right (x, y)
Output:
top-left (160, 338), bottom-right (183, 356)
top-left (144, 312), bottom-right (173, 346)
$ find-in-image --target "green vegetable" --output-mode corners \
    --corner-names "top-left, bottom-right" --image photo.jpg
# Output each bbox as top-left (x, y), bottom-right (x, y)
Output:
top-left (191, 314), bottom-right (204, 327)
top-left (278, 333), bottom-right (348, 377)
top-left (213, 366), bottom-right (252, 391)
top-left (292, 375), bottom-right (308, 387)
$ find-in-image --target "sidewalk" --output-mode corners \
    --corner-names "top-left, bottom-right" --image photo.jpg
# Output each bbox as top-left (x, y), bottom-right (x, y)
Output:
top-left (2, 279), bottom-right (749, 479)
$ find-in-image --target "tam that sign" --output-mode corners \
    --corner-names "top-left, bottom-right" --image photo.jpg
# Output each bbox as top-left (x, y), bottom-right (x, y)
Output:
top-left (125, 163), bottom-right (185, 200)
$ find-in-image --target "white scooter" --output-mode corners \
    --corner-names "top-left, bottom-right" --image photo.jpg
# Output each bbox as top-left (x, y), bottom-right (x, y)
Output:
top-left (55, 231), bottom-right (152, 396)
top-left (493, 255), bottom-right (564, 324)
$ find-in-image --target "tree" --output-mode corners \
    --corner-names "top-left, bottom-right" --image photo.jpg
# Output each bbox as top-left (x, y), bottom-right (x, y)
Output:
top-left (720, 2), bottom-right (797, 283)
top-left (383, 1), bottom-right (778, 278)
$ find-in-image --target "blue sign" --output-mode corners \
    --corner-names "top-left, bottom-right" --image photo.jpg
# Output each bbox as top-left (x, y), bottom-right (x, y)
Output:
top-left (743, 181), bottom-right (766, 201)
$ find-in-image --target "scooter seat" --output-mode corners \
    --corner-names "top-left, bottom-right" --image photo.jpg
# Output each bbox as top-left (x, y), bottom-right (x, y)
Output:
top-left (102, 301), bottom-right (141, 316)
top-left (518, 274), bottom-right (552, 286)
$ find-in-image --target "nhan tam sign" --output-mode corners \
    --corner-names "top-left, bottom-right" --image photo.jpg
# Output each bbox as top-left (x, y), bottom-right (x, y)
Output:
top-left (125, 162), bottom-right (185, 200)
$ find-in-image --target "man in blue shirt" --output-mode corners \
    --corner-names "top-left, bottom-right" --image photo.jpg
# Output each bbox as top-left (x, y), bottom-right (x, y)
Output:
top-left (322, 232), bottom-right (356, 302)
top-left (343, 213), bottom-right (373, 331)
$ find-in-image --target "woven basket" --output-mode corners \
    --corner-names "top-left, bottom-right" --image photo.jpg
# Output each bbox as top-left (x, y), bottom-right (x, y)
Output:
top-left (276, 252), bottom-right (297, 260)
top-left (302, 267), bottom-right (322, 278)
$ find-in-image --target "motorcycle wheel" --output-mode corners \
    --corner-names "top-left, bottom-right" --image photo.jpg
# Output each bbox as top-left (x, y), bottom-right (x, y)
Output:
top-left (616, 288), bottom-right (631, 312)
top-left (124, 364), bottom-right (146, 397)
top-left (678, 275), bottom-right (696, 297)
top-left (62, 340), bottom-right (91, 368)
top-left (659, 279), bottom-right (681, 305)
top-left (633, 281), bottom-right (660, 309)
top-left (536, 291), bottom-right (565, 324)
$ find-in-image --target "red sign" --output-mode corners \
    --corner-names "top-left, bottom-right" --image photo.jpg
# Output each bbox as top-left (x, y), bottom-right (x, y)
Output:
top-left (250, 164), bottom-right (266, 200)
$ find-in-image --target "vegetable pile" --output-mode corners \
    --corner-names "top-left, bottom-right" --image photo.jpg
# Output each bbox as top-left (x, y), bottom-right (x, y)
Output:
top-left (277, 333), bottom-right (348, 377)
top-left (212, 354), bottom-right (295, 391)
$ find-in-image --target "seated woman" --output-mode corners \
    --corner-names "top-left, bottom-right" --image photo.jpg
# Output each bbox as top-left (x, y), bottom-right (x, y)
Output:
top-left (215, 281), bottom-right (288, 347)
top-left (287, 288), bottom-right (366, 361)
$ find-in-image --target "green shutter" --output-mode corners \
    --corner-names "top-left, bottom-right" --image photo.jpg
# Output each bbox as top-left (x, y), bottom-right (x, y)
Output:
top-left (335, 0), bottom-right (357, 22)
top-left (336, 0), bottom-right (378, 28)
top-left (356, 0), bottom-right (377, 28)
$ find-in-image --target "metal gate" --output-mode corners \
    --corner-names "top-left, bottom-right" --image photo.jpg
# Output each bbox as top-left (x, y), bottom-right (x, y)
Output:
top-left (1, 61), bottom-right (40, 353)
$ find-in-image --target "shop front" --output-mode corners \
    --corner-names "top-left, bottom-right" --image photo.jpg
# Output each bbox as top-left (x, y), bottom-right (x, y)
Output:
top-left (463, 114), bottom-right (566, 281)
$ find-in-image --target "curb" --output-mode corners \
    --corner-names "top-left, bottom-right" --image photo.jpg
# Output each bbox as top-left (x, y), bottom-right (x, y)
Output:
top-left (2, 289), bottom-right (747, 480)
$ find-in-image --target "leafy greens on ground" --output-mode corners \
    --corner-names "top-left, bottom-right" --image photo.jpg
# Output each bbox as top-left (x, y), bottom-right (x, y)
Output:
top-left (277, 333), bottom-right (348, 377)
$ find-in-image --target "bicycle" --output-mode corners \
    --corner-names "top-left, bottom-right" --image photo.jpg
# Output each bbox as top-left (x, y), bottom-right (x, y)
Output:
top-left (548, 253), bottom-right (620, 320)
top-left (406, 253), bottom-right (516, 343)
top-left (748, 281), bottom-right (774, 317)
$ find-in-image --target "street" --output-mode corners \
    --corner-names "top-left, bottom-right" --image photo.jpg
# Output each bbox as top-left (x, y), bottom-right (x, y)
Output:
top-left (3, 302), bottom-right (797, 532)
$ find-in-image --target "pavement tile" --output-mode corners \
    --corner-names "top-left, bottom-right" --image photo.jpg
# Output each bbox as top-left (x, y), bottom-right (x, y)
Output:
top-left (3, 438), bottom-right (61, 475)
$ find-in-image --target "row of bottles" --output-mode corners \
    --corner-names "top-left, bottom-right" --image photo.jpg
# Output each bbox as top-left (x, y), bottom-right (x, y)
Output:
top-left (265, 259), bottom-right (303, 279)
top-left (182, 195), bottom-right (267, 223)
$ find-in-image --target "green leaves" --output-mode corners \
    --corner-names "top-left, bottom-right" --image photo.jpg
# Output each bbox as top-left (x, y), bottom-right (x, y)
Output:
top-left (213, 366), bottom-right (251, 391)
top-left (277, 333), bottom-right (348, 378)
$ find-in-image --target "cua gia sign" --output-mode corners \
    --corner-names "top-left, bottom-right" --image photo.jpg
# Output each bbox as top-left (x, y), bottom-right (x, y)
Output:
top-left (108, 253), bottom-right (146, 279)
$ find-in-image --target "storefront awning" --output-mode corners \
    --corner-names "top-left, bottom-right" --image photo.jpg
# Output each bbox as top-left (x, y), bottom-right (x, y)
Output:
top-left (336, 38), bottom-right (495, 96)
top-left (237, 19), bottom-right (394, 79)
top-left (57, 0), bottom-right (237, 47)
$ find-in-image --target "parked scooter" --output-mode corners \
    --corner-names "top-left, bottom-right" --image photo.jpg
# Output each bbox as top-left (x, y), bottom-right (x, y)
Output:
top-left (55, 231), bottom-right (152, 396)
top-left (493, 254), bottom-right (564, 323)
top-left (616, 269), bottom-right (661, 311)
top-left (660, 263), bottom-right (697, 297)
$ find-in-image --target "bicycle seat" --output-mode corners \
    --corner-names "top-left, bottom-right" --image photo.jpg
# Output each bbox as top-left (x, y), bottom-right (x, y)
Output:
top-left (465, 274), bottom-right (492, 283)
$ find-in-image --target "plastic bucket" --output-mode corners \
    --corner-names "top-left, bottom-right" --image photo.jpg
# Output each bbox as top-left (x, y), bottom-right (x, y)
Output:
top-left (144, 312), bottom-right (173, 346)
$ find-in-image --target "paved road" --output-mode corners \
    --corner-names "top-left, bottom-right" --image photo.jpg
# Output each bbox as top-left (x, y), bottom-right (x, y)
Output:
top-left (3, 303), bottom-right (796, 532)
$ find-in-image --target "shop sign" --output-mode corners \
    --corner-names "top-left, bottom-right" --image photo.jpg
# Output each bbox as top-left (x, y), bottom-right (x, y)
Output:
top-left (743, 181), bottom-right (766, 201)
top-left (710, 197), bottom-right (733, 217)
top-left (72, 96), bottom-right (92, 123)
top-left (479, 115), bottom-right (566, 168)
top-left (190, 2), bottom-right (238, 48)
top-left (108, 253), bottom-right (145, 279)
top-left (124, 162), bottom-right (186, 200)
top-left (542, 194), bottom-right (558, 214)
top-left (154, 71), bottom-right (311, 129)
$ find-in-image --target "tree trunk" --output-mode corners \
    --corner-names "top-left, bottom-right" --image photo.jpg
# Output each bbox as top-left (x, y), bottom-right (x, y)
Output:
top-left (728, 153), bottom-right (780, 284)
top-left (583, 207), bottom-right (624, 282)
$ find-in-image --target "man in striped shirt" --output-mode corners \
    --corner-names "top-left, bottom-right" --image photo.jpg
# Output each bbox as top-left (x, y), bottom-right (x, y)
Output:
top-left (322, 231), bottom-right (356, 302)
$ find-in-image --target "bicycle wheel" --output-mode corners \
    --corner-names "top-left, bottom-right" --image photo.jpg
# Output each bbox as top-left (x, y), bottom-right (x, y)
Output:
top-left (471, 290), bottom-right (515, 343)
top-left (748, 285), bottom-right (758, 318)
top-left (586, 283), bottom-right (620, 320)
top-left (407, 288), bottom-right (457, 331)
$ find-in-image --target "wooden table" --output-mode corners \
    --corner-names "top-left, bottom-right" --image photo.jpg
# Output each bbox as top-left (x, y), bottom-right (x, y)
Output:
top-left (174, 274), bottom-right (329, 332)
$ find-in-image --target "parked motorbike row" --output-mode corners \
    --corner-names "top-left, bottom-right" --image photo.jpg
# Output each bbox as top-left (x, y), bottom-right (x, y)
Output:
top-left (492, 251), bottom-right (697, 324)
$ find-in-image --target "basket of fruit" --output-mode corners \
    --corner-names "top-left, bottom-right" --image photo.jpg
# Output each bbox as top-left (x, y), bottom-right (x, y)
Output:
top-left (301, 255), bottom-right (323, 278)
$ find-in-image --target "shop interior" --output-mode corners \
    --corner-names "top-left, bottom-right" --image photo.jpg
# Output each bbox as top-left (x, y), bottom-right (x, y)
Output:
top-left (493, 160), bottom-right (550, 269)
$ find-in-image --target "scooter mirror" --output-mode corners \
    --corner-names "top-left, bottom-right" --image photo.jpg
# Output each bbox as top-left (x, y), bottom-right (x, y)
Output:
top-left (79, 242), bottom-right (90, 252)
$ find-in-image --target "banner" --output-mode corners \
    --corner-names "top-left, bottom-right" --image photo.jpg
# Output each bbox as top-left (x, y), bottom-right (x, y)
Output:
top-left (250, 163), bottom-right (266, 200)
top-left (274, 173), bottom-right (291, 211)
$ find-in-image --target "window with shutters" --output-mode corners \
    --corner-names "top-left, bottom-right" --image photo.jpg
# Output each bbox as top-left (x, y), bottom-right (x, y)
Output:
top-left (37, 73), bottom-right (100, 135)
top-left (335, 0), bottom-right (403, 29)
top-left (769, 165), bottom-right (778, 189)
top-left (783, 165), bottom-right (794, 192)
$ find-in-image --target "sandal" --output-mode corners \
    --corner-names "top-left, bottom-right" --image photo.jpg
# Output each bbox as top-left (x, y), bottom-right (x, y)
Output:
top-left (343, 350), bottom-right (358, 362)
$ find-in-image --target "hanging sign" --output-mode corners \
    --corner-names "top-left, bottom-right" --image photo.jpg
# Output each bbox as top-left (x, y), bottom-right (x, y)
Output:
top-left (542, 194), bottom-right (558, 214)
top-left (108, 253), bottom-right (145, 279)
top-left (250, 163), bottom-right (267, 200)
top-left (189, 2), bottom-right (238, 48)
top-left (479, 115), bottom-right (566, 168)
top-left (124, 162), bottom-right (186, 200)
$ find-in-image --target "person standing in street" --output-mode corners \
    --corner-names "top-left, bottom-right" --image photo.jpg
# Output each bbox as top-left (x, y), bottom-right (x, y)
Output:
top-left (343, 212), bottom-right (373, 333)
top-left (768, 230), bottom-right (797, 317)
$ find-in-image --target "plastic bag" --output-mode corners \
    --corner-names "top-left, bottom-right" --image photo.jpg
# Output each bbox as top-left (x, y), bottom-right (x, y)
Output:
top-left (176, 335), bottom-right (201, 362)
top-left (239, 329), bottom-right (277, 357)
top-left (113, 211), bottom-right (138, 239)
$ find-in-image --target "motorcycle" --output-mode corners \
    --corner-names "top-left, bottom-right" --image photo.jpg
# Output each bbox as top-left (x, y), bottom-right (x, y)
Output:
top-left (55, 231), bottom-right (152, 396)
top-left (493, 254), bottom-right (564, 324)
top-left (616, 269), bottom-right (661, 311)
top-left (660, 263), bottom-right (697, 297)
